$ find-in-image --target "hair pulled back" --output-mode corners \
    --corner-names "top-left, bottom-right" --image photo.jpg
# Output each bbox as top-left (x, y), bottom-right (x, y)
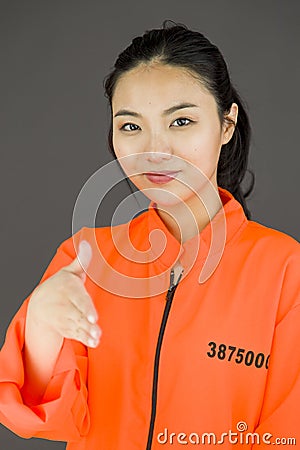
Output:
top-left (104, 20), bottom-right (255, 219)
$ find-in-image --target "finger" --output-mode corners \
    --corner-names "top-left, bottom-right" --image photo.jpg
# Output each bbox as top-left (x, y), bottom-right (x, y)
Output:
top-left (65, 240), bottom-right (93, 279)
top-left (66, 281), bottom-right (99, 324)
top-left (62, 324), bottom-right (100, 348)
top-left (65, 307), bottom-right (102, 340)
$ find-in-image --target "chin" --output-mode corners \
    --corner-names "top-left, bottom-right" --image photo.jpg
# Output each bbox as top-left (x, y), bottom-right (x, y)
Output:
top-left (145, 188), bottom-right (199, 210)
top-left (141, 188), bottom-right (181, 207)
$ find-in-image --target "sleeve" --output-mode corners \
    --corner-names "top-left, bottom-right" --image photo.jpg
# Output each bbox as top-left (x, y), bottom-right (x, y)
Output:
top-left (252, 248), bottom-right (300, 448)
top-left (0, 228), bottom-right (90, 442)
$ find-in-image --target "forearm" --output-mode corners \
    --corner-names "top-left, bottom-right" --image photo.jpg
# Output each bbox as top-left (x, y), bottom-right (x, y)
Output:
top-left (22, 298), bottom-right (64, 403)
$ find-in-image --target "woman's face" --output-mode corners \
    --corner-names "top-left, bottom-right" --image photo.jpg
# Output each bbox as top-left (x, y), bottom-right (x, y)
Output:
top-left (112, 63), bottom-right (237, 207)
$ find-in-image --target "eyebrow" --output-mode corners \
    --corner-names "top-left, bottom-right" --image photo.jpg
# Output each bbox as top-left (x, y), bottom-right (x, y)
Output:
top-left (113, 102), bottom-right (199, 118)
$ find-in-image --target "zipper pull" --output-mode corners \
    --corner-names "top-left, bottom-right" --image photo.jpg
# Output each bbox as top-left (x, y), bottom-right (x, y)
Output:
top-left (168, 267), bottom-right (184, 292)
top-left (166, 267), bottom-right (184, 302)
top-left (169, 268), bottom-right (175, 291)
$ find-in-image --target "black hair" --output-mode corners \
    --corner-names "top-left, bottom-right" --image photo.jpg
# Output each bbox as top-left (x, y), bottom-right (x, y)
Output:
top-left (103, 20), bottom-right (255, 219)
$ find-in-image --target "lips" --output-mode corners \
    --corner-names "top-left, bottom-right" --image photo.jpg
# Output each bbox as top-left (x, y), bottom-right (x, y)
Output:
top-left (144, 171), bottom-right (180, 184)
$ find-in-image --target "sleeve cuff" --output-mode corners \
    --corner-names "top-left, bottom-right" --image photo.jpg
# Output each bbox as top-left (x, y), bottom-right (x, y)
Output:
top-left (0, 298), bottom-right (89, 441)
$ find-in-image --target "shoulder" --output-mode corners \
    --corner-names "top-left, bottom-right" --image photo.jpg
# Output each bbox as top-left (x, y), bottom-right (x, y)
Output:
top-left (236, 220), bottom-right (300, 312)
top-left (58, 210), bottom-right (150, 257)
top-left (242, 220), bottom-right (299, 299)
top-left (241, 219), bottom-right (299, 258)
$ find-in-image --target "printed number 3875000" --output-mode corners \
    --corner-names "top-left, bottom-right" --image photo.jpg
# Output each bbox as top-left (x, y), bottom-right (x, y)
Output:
top-left (207, 341), bottom-right (270, 370)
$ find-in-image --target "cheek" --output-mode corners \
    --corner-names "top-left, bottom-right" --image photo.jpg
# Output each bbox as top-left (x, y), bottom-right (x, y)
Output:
top-left (177, 136), bottom-right (221, 186)
top-left (113, 135), bottom-right (143, 167)
top-left (112, 133), bottom-right (124, 158)
top-left (116, 158), bottom-right (137, 180)
top-left (178, 140), bottom-right (221, 171)
top-left (113, 150), bottom-right (144, 184)
top-left (176, 124), bottom-right (221, 155)
top-left (113, 133), bottom-right (135, 163)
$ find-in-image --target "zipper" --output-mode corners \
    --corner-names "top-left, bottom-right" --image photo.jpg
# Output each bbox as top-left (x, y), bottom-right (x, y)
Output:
top-left (146, 267), bottom-right (184, 450)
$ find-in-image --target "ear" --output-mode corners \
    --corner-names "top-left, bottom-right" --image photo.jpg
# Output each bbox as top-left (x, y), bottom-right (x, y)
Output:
top-left (221, 103), bottom-right (238, 145)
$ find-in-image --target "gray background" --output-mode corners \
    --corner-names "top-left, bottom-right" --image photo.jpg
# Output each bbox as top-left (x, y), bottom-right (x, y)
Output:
top-left (0, 0), bottom-right (299, 448)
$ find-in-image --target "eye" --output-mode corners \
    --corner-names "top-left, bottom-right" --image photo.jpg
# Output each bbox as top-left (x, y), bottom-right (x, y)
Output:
top-left (171, 117), bottom-right (193, 127)
top-left (120, 123), bottom-right (140, 132)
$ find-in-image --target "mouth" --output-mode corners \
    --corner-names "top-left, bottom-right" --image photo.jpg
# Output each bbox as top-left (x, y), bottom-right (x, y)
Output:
top-left (143, 170), bottom-right (181, 185)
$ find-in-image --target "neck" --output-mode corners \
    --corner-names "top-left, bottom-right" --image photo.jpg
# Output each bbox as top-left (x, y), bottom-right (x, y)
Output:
top-left (156, 183), bottom-right (223, 243)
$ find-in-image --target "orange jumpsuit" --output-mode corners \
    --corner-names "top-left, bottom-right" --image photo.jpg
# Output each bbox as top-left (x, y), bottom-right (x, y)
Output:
top-left (0, 187), bottom-right (299, 449)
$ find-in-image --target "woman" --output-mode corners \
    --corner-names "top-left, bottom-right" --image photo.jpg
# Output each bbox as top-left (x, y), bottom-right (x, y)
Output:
top-left (0, 20), bottom-right (299, 449)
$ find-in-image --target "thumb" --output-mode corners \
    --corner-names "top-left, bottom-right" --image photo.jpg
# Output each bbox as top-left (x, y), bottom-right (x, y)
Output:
top-left (66, 240), bottom-right (93, 280)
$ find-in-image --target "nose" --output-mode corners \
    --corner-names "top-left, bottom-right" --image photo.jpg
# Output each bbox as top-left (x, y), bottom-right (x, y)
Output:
top-left (146, 132), bottom-right (172, 163)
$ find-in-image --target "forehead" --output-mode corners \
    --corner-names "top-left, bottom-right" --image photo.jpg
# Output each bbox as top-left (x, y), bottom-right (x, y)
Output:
top-left (112, 63), bottom-right (212, 109)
